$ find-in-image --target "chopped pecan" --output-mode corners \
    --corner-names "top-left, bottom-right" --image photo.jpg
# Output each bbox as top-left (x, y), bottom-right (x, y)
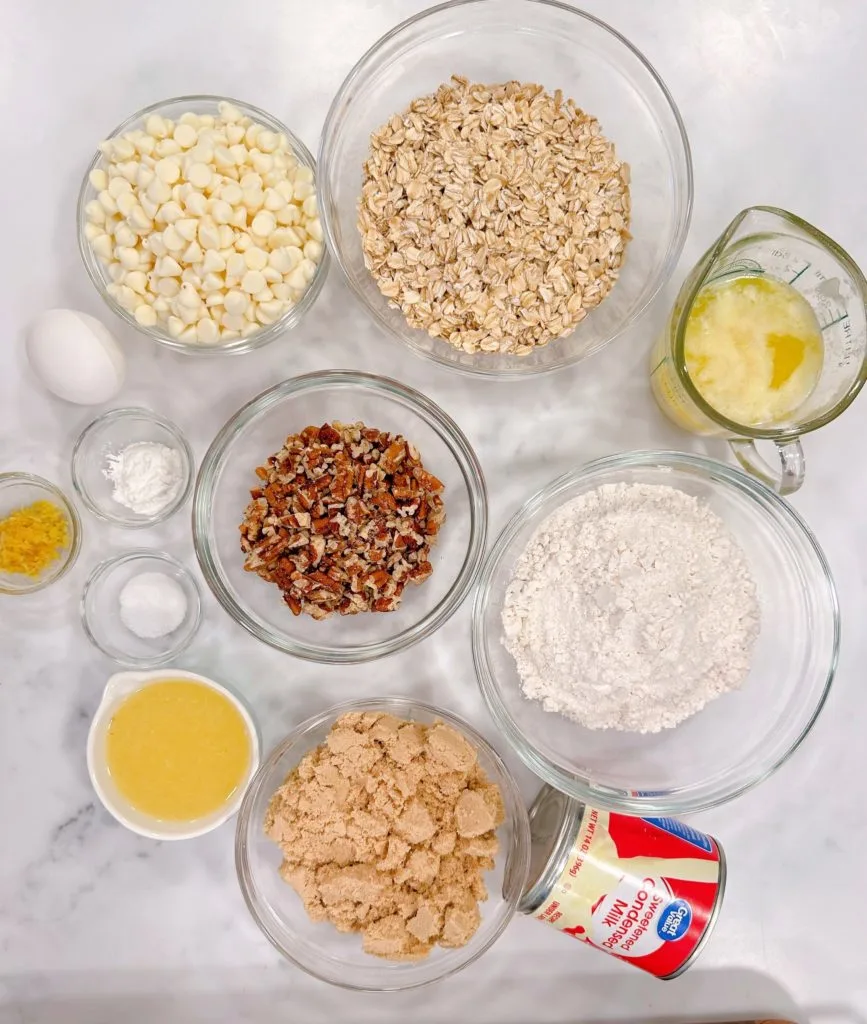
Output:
top-left (318, 423), bottom-right (341, 445)
top-left (238, 420), bottom-right (446, 619)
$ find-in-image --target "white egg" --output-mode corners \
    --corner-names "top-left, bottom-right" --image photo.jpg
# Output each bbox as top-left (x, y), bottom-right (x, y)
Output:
top-left (26, 309), bottom-right (125, 405)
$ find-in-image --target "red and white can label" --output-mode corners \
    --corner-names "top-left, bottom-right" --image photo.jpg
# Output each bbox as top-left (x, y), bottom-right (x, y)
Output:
top-left (534, 806), bottom-right (723, 977)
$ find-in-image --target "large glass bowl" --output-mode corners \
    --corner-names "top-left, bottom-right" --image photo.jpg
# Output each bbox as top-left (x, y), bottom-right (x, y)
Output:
top-left (235, 697), bottom-right (531, 991)
top-left (193, 371), bottom-right (487, 662)
top-left (318, 0), bottom-right (692, 378)
top-left (473, 451), bottom-right (839, 814)
top-left (77, 95), bottom-right (328, 356)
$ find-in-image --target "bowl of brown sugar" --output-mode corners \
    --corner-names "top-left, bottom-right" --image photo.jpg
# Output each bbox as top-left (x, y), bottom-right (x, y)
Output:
top-left (235, 697), bottom-right (530, 990)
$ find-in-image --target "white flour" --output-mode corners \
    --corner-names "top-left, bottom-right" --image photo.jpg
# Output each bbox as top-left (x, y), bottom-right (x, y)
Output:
top-left (501, 482), bottom-right (760, 732)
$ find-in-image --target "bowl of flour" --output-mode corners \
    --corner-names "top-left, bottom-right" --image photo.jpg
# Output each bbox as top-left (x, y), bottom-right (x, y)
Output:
top-left (472, 450), bottom-right (839, 815)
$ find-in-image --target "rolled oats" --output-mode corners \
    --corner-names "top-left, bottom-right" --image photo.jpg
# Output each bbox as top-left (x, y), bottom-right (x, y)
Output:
top-left (358, 76), bottom-right (632, 356)
top-left (239, 422), bottom-right (445, 619)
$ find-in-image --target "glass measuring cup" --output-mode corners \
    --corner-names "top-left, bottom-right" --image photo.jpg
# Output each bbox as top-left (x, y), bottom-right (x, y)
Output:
top-left (650, 206), bottom-right (867, 493)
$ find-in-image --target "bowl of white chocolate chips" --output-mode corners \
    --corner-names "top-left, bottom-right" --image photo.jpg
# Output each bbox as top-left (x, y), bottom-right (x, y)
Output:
top-left (77, 95), bottom-right (328, 353)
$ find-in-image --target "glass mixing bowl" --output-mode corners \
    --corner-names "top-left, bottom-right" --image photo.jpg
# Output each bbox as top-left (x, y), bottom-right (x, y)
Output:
top-left (80, 550), bottom-right (202, 667)
top-left (318, 0), bottom-right (692, 378)
top-left (0, 473), bottom-right (82, 595)
top-left (77, 95), bottom-right (328, 356)
top-left (235, 697), bottom-right (531, 990)
top-left (472, 451), bottom-right (839, 815)
top-left (193, 371), bottom-right (488, 662)
top-left (71, 407), bottom-right (194, 527)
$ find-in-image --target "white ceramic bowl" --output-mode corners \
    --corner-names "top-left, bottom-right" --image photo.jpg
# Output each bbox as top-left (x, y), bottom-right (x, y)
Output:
top-left (87, 668), bottom-right (260, 840)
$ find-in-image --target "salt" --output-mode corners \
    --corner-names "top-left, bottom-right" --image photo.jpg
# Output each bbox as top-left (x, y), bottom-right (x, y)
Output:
top-left (119, 572), bottom-right (188, 639)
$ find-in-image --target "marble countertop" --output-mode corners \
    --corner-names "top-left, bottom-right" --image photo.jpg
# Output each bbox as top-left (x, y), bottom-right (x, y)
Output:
top-left (2, 1), bottom-right (866, 1021)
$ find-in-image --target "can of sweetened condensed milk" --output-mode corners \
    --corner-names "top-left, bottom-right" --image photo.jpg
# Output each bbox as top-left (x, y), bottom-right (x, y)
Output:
top-left (519, 786), bottom-right (726, 979)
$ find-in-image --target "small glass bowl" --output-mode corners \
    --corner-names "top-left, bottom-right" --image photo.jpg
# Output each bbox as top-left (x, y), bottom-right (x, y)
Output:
top-left (318, 0), bottom-right (693, 378)
top-left (236, 696), bottom-right (530, 991)
top-left (0, 473), bottom-right (82, 595)
top-left (472, 451), bottom-right (840, 815)
top-left (77, 95), bottom-right (329, 356)
top-left (71, 407), bottom-right (194, 527)
top-left (193, 370), bottom-right (488, 663)
top-left (81, 550), bottom-right (202, 666)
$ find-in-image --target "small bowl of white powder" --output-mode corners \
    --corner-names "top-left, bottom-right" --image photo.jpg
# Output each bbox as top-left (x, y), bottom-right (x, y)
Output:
top-left (71, 407), bottom-right (194, 527)
top-left (81, 549), bottom-right (202, 666)
top-left (472, 450), bottom-right (840, 817)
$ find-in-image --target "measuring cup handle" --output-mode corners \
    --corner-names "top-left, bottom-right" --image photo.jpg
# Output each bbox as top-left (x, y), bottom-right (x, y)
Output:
top-left (729, 438), bottom-right (805, 495)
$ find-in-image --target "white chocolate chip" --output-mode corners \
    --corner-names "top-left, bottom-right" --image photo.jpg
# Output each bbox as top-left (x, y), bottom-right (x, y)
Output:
top-left (226, 252), bottom-right (246, 280)
top-left (210, 199), bottom-right (232, 224)
top-left (155, 157), bottom-right (181, 184)
top-left (175, 218), bottom-right (199, 242)
top-left (177, 281), bottom-right (202, 309)
top-left (185, 191), bottom-right (208, 217)
top-left (198, 220), bottom-right (221, 250)
top-left (241, 270), bottom-right (266, 294)
top-left (196, 317), bottom-right (220, 343)
top-left (89, 168), bottom-right (108, 191)
top-left (224, 290), bottom-right (248, 316)
top-left (244, 246), bottom-right (268, 271)
top-left (218, 101), bottom-right (242, 122)
top-left (85, 200), bottom-right (105, 223)
top-left (92, 234), bottom-right (113, 259)
top-left (221, 312), bottom-right (246, 331)
top-left (156, 254), bottom-right (182, 277)
top-left (162, 225), bottom-right (185, 251)
top-left (173, 122), bottom-right (198, 149)
top-left (117, 246), bottom-right (140, 270)
top-left (202, 249), bottom-right (226, 274)
top-left (147, 177), bottom-right (173, 205)
top-left (126, 270), bottom-right (148, 294)
top-left (187, 162), bottom-right (213, 189)
top-left (184, 240), bottom-right (204, 264)
top-left (303, 239), bottom-right (323, 263)
top-left (134, 304), bottom-right (158, 326)
top-left (251, 210), bottom-right (276, 237)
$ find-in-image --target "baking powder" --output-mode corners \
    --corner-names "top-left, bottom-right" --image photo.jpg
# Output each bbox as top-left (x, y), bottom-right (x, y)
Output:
top-left (502, 482), bottom-right (760, 732)
top-left (104, 442), bottom-right (184, 516)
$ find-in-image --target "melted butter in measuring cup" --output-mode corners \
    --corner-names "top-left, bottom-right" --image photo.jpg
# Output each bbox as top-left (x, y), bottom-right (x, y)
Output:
top-left (684, 273), bottom-right (824, 427)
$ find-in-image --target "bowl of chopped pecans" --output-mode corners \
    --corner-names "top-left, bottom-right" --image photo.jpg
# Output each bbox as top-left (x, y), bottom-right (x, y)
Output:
top-left (318, 0), bottom-right (692, 378)
top-left (192, 371), bottom-right (488, 662)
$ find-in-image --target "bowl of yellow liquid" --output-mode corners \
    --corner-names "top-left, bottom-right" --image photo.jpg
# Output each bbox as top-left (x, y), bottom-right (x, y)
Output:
top-left (87, 669), bottom-right (259, 839)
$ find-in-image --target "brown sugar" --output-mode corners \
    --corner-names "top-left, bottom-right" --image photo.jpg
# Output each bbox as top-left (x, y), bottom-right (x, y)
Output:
top-left (264, 712), bottom-right (505, 961)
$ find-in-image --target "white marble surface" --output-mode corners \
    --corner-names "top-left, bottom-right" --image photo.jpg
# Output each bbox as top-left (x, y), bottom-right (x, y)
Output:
top-left (1, 1), bottom-right (866, 1021)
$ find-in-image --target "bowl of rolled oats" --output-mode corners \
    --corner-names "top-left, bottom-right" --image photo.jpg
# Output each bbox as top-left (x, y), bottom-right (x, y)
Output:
top-left (192, 370), bottom-right (488, 662)
top-left (318, 0), bottom-right (692, 378)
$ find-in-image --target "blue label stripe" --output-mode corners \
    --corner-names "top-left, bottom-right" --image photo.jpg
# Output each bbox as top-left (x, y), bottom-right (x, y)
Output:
top-left (643, 817), bottom-right (714, 853)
